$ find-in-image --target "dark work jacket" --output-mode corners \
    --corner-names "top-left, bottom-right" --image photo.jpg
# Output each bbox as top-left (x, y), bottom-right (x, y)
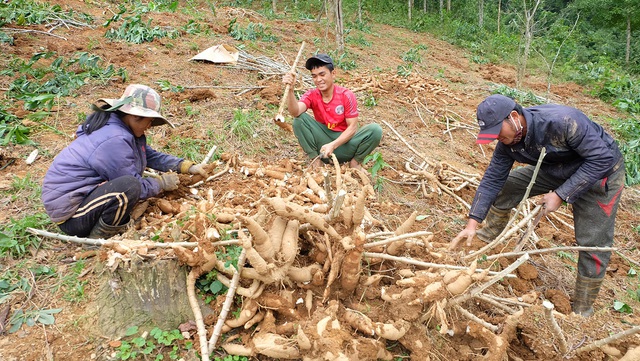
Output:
top-left (469, 104), bottom-right (623, 222)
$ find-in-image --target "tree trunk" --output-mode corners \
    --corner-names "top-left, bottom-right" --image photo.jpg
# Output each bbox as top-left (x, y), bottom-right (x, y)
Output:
top-left (272, 0), bottom-right (276, 13)
top-left (333, 0), bottom-right (344, 52)
top-left (358, 0), bottom-right (362, 23)
top-left (408, 0), bottom-right (413, 22)
top-left (440, 0), bottom-right (444, 23)
top-left (626, 15), bottom-right (631, 64)
top-left (96, 259), bottom-right (207, 338)
top-left (423, 0), bottom-right (427, 12)
top-left (498, 0), bottom-right (502, 33)
top-left (447, 0), bottom-right (451, 11)
top-left (479, 0), bottom-right (484, 28)
top-left (517, 0), bottom-right (542, 88)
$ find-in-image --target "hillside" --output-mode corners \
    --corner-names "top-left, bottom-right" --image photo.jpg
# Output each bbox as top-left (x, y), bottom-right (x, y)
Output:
top-left (1, 1), bottom-right (639, 360)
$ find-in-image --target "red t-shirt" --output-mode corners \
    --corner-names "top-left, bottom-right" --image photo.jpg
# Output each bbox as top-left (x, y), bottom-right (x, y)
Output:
top-left (299, 85), bottom-right (358, 132)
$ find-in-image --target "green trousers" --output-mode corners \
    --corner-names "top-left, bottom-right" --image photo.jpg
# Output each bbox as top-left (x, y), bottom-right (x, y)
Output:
top-left (293, 113), bottom-right (382, 164)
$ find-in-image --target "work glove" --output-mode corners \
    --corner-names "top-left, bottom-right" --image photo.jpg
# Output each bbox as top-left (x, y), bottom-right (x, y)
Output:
top-left (157, 173), bottom-right (180, 191)
top-left (188, 164), bottom-right (207, 177)
top-left (179, 161), bottom-right (207, 177)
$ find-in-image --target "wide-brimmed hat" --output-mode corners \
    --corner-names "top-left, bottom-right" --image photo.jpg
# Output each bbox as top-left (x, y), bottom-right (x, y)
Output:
top-left (94, 84), bottom-right (174, 128)
top-left (476, 94), bottom-right (516, 144)
top-left (305, 54), bottom-right (334, 70)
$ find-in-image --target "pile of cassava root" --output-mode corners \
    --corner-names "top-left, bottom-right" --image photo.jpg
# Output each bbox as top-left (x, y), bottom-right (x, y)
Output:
top-left (98, 153), bottom-right (535, 361)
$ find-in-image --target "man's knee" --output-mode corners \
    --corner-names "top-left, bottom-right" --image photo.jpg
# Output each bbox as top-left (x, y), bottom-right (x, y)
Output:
top-left (364, 123), bottom-right (383, 142)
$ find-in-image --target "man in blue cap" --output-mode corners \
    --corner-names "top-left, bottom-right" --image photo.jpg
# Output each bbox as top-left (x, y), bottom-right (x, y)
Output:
top-left (282, 53), bottom-right (382, 169)
top-left (450, 94), bottom-right (625, 317)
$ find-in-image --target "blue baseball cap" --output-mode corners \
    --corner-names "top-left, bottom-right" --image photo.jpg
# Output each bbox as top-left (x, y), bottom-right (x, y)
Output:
top-left (476, 94), bottom-right (516, 144)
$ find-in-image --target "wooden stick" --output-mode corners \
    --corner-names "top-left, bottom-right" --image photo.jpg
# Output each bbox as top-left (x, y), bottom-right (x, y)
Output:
top-left (465, 205), bottom-right (542, 260)
top-left (454, 304), bottom-right (499, 332)
top-left (575, 325), bottom-right (640, 354)
top-left (275, 41), bottom-right (306, 124)
top-left (363, 231), bottom-right (433, 248)
top-left (542, 300), bottom-right (568, 354)
top-left (201, 145), bottom-right (218, 165)
top-left (473, 294), bottom-right (517, 314)
top-left (483, 246), bottom-right (616, 261)
top-left (27, 227), bottom-right (240, 249)
top-left (188, 268), bottom-right (211, 361)
top-left (208, 249), bottom-right (248, 353)
top-left (362, 252), bottom-right (515, 277)
top-left (466, 149), bottom-right (547, 260)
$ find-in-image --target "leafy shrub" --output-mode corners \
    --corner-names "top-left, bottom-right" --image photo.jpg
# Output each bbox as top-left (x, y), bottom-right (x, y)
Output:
top-left (0, 104), bottom-right (32, 145)
top-left (0, 0), bottom-right (92, 27)
top-left (227, 18), bottom-right (278, 42)
top-left (114, 326), bottom-right (193, 360)
top-left (104, 6), bottom-right (179, 44)
top-left (0, 213), bottom-right (50, 258)
top-left (610, 117), bottom-right (640, 186)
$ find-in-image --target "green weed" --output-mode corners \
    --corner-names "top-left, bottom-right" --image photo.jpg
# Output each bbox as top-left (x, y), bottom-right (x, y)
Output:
top-left (401, 45), bottom-right (427, 63)
top-left (363, 152), bottom-right (388, 192)
top-left (104, 6), bottom-right (179, 44)
top-left (0, 213), bottom-right (50, 258)
top-left (0, 0), bottom-right (92, 27)
top-left (492, 85), bottom-right (545, 106)
top-left (60, 261), bottom-right (88, 303)
top-left (8, 307), bottom-right (62, 333)
top-left (227, 18), bottom-right (278, 42)
top-left (346, 34), bottom-right (371, 47)
top-left (4, 51), bottom-right (127, 112)
top-left (114, 326), bottom-right (193, 360)
top-left (327, 51), bottom-right (357, 71)
top-left (213, 355), bottom-right (249, 361)
top-left (155, 79), bottom-right (184, 93)
top-left (397, 63), bottom-right (413, 77)
top-left (0, 104), bottom-right (32, 145)
top-left (363, 93), bottom-right (378, 107)
top-left (225, 109), bottom-right (259, 141)
top-left (0, 268), bottom-right (31, 304)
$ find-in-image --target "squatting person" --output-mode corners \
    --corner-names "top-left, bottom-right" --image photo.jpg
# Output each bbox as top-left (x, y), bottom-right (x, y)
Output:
top-left (450, 94), bottom-right (625, 317)
top-left (42, 84), bottom-right (207, 239)
top-left (282, 53), bottom-right (382, 169)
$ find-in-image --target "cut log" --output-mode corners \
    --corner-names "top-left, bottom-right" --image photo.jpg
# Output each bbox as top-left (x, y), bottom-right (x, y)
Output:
top-left (95, 258), bottom-right (202, 337)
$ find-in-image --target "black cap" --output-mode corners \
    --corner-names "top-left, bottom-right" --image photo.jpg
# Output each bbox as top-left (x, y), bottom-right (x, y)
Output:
top-left (305, 54), bottom-right (334, 70)
top-left (476, 94), bottom-right (516, 144)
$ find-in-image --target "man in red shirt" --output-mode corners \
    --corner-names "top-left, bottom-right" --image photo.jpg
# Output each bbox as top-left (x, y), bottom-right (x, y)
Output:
top-left (283, 54), bottom-right (382, 169)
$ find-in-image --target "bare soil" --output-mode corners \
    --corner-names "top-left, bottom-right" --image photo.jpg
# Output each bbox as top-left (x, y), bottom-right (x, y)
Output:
top-left (1, 1), bottom-right (640, 361)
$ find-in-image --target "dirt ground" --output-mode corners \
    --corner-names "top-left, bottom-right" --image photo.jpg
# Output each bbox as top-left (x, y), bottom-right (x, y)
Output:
top-left (1, 1), bottom-right (640, 360)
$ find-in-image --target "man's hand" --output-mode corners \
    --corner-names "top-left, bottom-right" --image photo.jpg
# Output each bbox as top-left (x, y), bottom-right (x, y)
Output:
top-left (540, 191), bottom-right (562, 215)
top-left (320, 143), bottom-right (337, 158)
top-left (187, 164), bottom-right (207, 177)
top-left (449, 219), bottom-right (480, 250)
top-left (158, 173), bottom-right (180, 191)
top-left (283, 72), bottom-right (296, 88)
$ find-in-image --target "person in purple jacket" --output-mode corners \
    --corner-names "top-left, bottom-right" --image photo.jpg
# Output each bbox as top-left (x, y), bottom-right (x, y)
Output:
top-left (449, 94), bottom-right (625, 317)
top-left (41, 84), bottom-right (207, 239)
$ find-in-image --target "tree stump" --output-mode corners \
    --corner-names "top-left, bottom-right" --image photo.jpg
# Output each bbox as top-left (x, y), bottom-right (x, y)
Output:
top-left (96, 257), bottom-right (195, 338)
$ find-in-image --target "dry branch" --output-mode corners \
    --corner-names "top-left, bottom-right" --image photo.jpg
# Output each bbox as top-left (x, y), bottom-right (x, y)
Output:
top-left (575, 325), bottom-right (640, 354)
top-left (363, 252), bottom-right (515, 277)
top-left (483, 246), bottom-right (616, 261)
top-left (542, 300), bottom-right (568, 354)
top-left (208, 249), bottom-right (248, 353)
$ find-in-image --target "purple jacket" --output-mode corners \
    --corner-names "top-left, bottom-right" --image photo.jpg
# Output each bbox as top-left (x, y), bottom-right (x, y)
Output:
top-left (42, 113), bottom-right (185, 223)
top-left (469, 104), bottom-right (624, 222)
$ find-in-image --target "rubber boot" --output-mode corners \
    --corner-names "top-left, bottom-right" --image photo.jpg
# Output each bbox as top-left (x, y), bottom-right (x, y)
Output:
top-left (572, 274), bottom-right (604, 317)
top-left (88, 218), bottom-right (128, 240)
top-left (476, 206), bottom-right (511, 243)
